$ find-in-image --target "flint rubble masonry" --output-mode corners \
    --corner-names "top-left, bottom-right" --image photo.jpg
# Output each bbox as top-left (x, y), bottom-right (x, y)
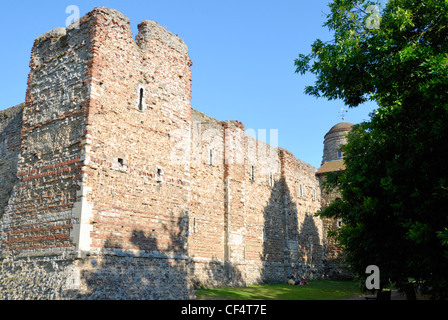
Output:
top-left (0, 7), bottom-right (349, 300)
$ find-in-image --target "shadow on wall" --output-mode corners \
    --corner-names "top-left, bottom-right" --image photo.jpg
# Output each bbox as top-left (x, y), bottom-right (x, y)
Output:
top-left (189, 256), bottom-right (245, 289)
top-left (260, 177), bottom-right (324, 283)
top-left (260, 179), bottom-right (288, 283)
top-left (74, 178), bottom-right (325, 299)
top-left (297, 213), bottom-right (325, 280)
top-left (75, 210), bottom-right (245, 299)
top-left (75, 211), bottom-right (193, 300)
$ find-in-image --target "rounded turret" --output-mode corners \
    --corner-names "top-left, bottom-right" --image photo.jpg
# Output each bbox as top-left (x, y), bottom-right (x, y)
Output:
top-left (321, 122), bottom-right (353, 165)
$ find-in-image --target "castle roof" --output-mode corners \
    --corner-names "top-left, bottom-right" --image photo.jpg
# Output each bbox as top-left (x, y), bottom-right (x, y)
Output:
top-left (324, 122), bottom-right (353, 138)
top-left (316, 160), bottom-right (345, 175)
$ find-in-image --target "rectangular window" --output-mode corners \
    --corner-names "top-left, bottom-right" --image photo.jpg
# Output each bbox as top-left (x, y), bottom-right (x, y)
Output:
top-left (337, 150), bottom-right (342, 158)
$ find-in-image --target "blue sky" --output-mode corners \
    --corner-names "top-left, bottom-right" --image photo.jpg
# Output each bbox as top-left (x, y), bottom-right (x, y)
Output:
top-left (0, 0), bottom-right (377, 168)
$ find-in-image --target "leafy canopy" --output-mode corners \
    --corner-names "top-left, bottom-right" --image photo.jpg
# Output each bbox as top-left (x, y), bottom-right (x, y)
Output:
top-left (296, 0), bottom-right (448, 299)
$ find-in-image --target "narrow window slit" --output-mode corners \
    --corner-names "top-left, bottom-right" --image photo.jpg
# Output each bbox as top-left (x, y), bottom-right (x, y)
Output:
top-left (138, 88), bottom-right (144, 111)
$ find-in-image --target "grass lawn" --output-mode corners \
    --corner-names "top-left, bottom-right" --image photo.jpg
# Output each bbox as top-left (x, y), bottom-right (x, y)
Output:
top-left (194, 280), bottom-right (364, 300)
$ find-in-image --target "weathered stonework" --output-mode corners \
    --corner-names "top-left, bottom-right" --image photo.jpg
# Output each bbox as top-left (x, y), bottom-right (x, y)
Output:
top-left (1, 7), bottom-right (348, 300)
top-left (0, 105), bottom-right (23, 220)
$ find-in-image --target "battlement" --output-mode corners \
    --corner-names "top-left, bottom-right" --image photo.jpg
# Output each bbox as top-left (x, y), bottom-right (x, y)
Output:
top-left (33, 7), bottom-right (189, 62)
top-left (0, 104), bottom-right (23, 123)
top-left (137, 20), bottom-right (188, 55)
top-left (0, 7), bottom-right (343, 300)
top-left (35, 27), bottom-right (66, 42)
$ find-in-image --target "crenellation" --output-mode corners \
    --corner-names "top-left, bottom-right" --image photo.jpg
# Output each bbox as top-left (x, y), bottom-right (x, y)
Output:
top-left (0, 7), bottom-right (349, 300)
top-left (136, 20), bottom-right (189, 56)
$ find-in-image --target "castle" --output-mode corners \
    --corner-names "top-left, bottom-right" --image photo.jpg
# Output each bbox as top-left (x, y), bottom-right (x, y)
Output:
top-left (0, 7), bottom-right (352, 300)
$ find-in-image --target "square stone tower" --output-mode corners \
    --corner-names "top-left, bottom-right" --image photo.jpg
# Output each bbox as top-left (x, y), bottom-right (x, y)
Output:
top-left (1, 7), bottom-right (334, 300)
top-left (0, 7), bottom-right (193, 299)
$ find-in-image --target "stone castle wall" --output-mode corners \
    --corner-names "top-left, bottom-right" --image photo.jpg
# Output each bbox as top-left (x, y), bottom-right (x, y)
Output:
top-left (187, 109), bottom-right (325, 287)
top-left (0, 105), bottom-right (23, 220)
top-left (0, 7), bottom-right (336, 300)
top-left (318, 177), bottom-right (351, 280)
top-left (0, 11), bottom-right (95, 299)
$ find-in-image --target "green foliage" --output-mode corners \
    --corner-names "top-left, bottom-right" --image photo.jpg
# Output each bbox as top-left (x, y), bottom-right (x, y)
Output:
top-left (297, 0), bottom-right (448, 299)
top-left (0, 111), bottom-right (8, 120)
top-left (56, 51), bottom-right (67, 59)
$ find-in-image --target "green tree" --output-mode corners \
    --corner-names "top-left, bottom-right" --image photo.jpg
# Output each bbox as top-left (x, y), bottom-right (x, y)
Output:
top-left (295, 0), bottom-right (448, 299)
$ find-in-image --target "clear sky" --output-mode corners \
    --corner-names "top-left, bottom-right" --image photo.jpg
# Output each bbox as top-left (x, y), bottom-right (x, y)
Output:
top-left (0, 0), bottom-right (377, 168)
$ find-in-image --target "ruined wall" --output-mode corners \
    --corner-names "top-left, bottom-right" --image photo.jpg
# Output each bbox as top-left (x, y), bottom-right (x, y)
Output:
top-left (0, 7), bottom-right (194, 300)
top-left (1, 19), bottom-right (91, 259)
top-left (188, 110), bottom-right (325, 287)
top-left (188, 110), bottom-right (227, 286)
top-left (242, 133), bottom-right (282, 284)
top-left (0, 105), bottom-right (23, 219)
top-left (1, 7), bottom-right (337, 300)
top-left (280, 150), bottom-right (324, 280)
top-left (0, 13), bottom-right (94, 299)
top-left (78, 8), bottom-right (193, 299)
